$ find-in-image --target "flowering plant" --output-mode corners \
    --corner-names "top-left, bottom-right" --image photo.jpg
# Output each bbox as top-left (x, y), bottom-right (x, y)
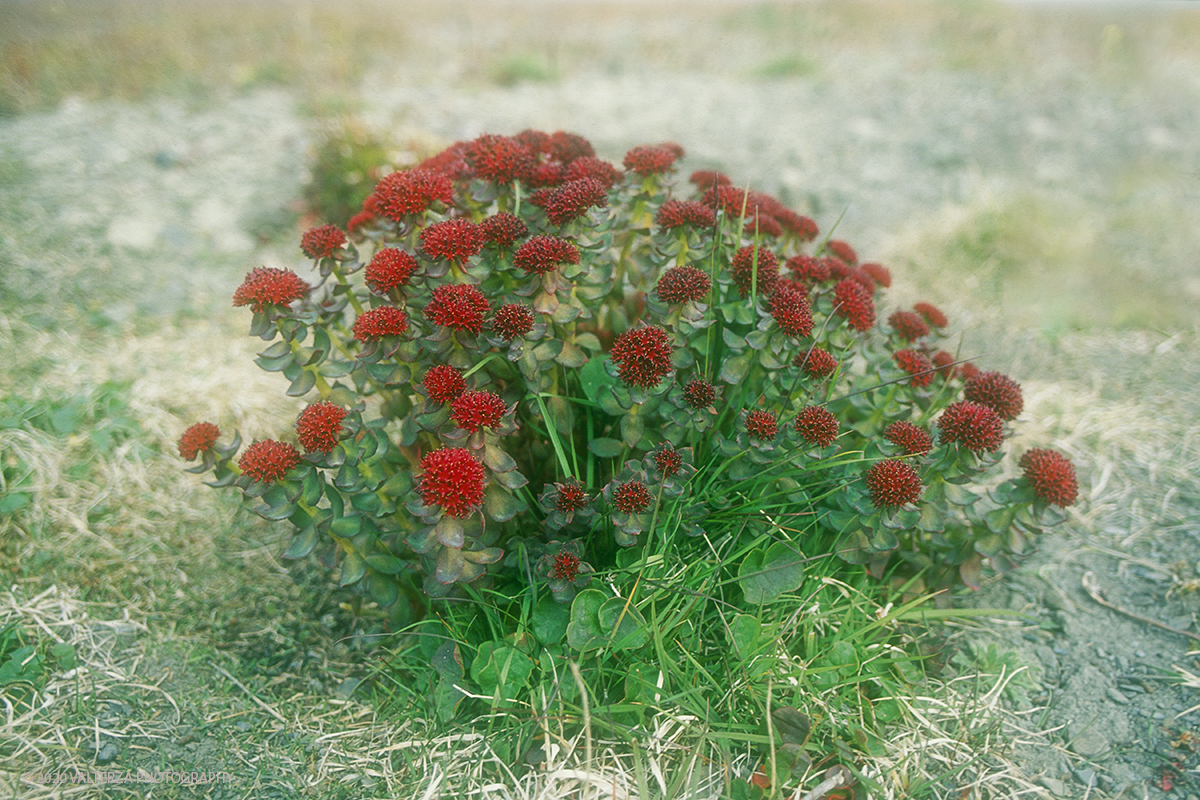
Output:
top-left (181, 129), bottom-right (1078, 699)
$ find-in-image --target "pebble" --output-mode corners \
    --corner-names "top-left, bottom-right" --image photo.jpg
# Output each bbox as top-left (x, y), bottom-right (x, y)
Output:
top-left (1154, 711), bottom-right (1167, 719)
top-left (1106, 687), bottom-right (1130, 704)
top-left (1039, 777), bottom-right (1067, 796)
top-left (95, 741), bottom-right (120, 765)
top-left (1074, 767), bottom-right (1097, 788)
top-left (1136, 650), bottom-right (1147, 657)
top-left (1070, 729), bottom-right (1110, 758)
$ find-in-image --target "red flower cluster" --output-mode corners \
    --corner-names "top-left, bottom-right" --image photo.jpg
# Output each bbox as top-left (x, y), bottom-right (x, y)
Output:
top-left (425, 283), bottom-right (490, 334)
top-left (419, 447), bottom-right (486, 518)
top-left (613, 480), bottom-right (652, 514)
top-left (365, 248), bottom-right (418, 294)
top-left (450, 390), bottom-right (507, 432)
top-left (894, 349), bottom-right (935, 388)
top-left (745, 410), bottom-right (778, 441)
top-left (965, 372), bottom-right (1024, 421)
top-left (689, 170), bottom-right (732, 189)
top-left (609, 325), bottom-right (674, 389)
top-left (371, 169), bottom-right (453, 220)
top-left (239, 439), bottom-right (300, 483)
top-left (730, 245), bottom-right (780, 298)
top-left (859, 263), bottom-right (892, 288)
top-left (300, 225), bottom-right (346, 260)
top-left (296, 401), bottom-right (347, 454)
top-left (563, 156), bottom-right (622, 187)
top-left (794, 346), bottom-right (838, 379)
top-left (938, 401), bottom-right (1004, 453)
top-left (787, 254), bottom-right (830, 283)
top-left (656, 199), bottom-right (716, 230)
top-left (481, 212), bottom-right (529, 247)
top-left (424, 365), bottom-right (466, 403)
top-left (914, 302), bottom-right (948, 328)
top-left (232, 267), bottom-right (310, 313)
top-left (492, 303), bottom-right (535, 340)
top-left (824, 239), bottom-right (858, 266)
top-left (683, 379), bottom-right (716, 410)
top-left (353, 305), bottom-right (409, 341)
top-left (420, 218), bottom-right (486, 261)
top-left (513, 235), bottom-right (580, 276)
top-left (931, 350), bottom-right (957, 379)
top-left (769, 287), bottom-right (813, 337)
top-left (656, 266), bottom-right (711, 304)
top-left (1020, 448), bottom-right (1079, 507)
top-left (794, 405), bottom-right (839, 447)
top-left (866, 459), bottom-right (923, 509)
top-left (623, 144), bottom-right (680, 175)
top-left (555, 481), bottom-right (589, 512)
top-left (544, 178), bottom-right (609, 226)
top-left (833, 278), bottom-right (876, 332)
top-left (887, 310), bottom-right (930, 341)
top-left (178, 422), bottom-right (220, 460)
top-left (467, 134), bottom-right (535, 184)
top-left (654, 446), bottom-right (683, 477)
top-left (552, 551), bottom-right (582, 581)
top-left (884, 420), bottom-right (933, 455)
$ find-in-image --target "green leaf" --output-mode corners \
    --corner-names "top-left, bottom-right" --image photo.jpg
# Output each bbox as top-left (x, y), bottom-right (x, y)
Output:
top-left (596, 596), bottom-right (649, 651)
top-left (330, 513), bottom-right (362, 539)
top-left (827, 640), bottom-right (858, 677)
top-left (284, 525), bottom-right (320, 559)
top-left (620, 413), bottom-right (644, 448)
top-left (984, 506), bottom-right (1017, 534)
top-left (301, 469), bottom-right (324, 506)
top-left (339, 549), bottom-right (367, 587)
top-left (719, 353), bottom-right (751, 385)
top-left (351, 491), bottom-right (382, 514)
top-left (556, 342), bottom-right (587, 368)
top-left (738, 541), bottom-right (805, 604)
top-left (587, 437), bottom-right (624, 458)
top-left (0, 493), bottom-right (31, 514)
top-left (566, 588), bottom-right (610, 651)
top-left (287, 369), bottom-right (317, 397)
top-left (254, 352), bottom-right (294, 372)
top-left (367, 572), bottom-right (399, 607)
top-left (532, 595), bottom-right (571, 644)
top-left (596, 387), bottom-right (625, 417)
top-left (727, 614), bottom-right (760, 660)
top-left (50, 642), bottom-right (76, 670)
top-left (483, 484), bottom-right (525, 522)
top-left (469, 642), bottom-right (534, 702)
top-left (365, 551), bottom-right (405, 574)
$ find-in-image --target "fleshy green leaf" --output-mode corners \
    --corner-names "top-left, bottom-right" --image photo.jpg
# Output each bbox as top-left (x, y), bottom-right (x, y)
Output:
top-left (739, 541), bottom-right (805, 603)
top-left (587, 437), bottom-right (624, 458)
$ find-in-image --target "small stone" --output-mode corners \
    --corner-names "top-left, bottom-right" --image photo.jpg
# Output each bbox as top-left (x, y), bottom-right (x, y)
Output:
top-left (1154, 711), bottom-right (1167, 720)
top-left (1074, 767), bottom-right (1097, 788)
top-left (1039, 777), bottom-right (1067, 795)
top-left (1106, 687), bottom-right (1130, 704)
top-left (235, 719), bottom-right (252, 732)
top-left (1136, 650), bottom-right (1147, 658)
top-left (1036, 645), bottom-right (1059, 673)
top-left (95, 741), bottom-right (120, 765)
top-left (1070, 728), bottom-right (1110, 757)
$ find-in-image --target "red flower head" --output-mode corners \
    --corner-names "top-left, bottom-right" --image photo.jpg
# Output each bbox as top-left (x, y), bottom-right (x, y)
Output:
top-left (296, 401), bottom-right (347, 454)
top-left (352, 305), bottom-right (409, 342)
top-left (365, 248), bottom-right (418, 294)
top-left (513, 235), bottom-right (580, 276)
top-left (418, 447), bottom-right (486, 518)
top-left (888, 310), bottom-right (930, 342)
top-left (417, 141), bottom-right (472, 179)
top-left (423, 365), bottom-right (466, 404)
top-left (894, 349), bottom-right (935, 388)
top-left (233, 267), bottom-right (310, 313)
top-left (794, 347), bottom-right (838, 379)
top-left (612, 480), bottom-right (652, 514)
top-left (824, 239), bottom-right (858, 266)
top-left (769, 287), bottom-right (814, 338)
top-left (528, 161), bottom-right (566, 187)
top-left (964, 371), bottom-right (1024, 421)
top-left (884, 420), bottom-right (934, 455)
top-left (867, 459), bottom-right (923, 509)
top-left (745, 410), bottom-right (778, 441)
top-left (958, 362), bottom-right (981, 382)
top-left (178, 422), bottom-right (220, 460)
top-left (555, 480), bottom-right (589, 513)
top-left (544, 178), bottom-right (609, 226)
top-left (794, 405), bottom-right (839, 447)
top-left (689, 170), bottom-right (732, 190)
top-left (552, 551), bottom-right (582, 582)
top-left (731, 245), bottom-right (780, 298)
top-left (562, 156), bottom-right (622, 187)
top-left (492, 303), bottom-right (535, 340)
top-left (914, 301), bottom-right (949, 329)
top-left (745, 213), bottom-right (783, 238)
top-left (654, 445), bottom-right (683, 477)
top-left (938, 400), bottom-right (1004, 453)
top-left (450, 390), bottom-right (508, 433)
top-left (546, 131), bottom-right (596, 164)
top-left (776, 209), bottom-right (819, 241)
top-left (860, 263), bottom-right (892, 288)
top-left (347, 210), bottom-right (375, 237)
top-left (239, 439), bottom-right (300, 483)
top-left (515, 129), bottom-right (551, 154)
top-left (609, 325), bottom-right (674, 389)
top-left (466, 133), bottom-right (535, 184)
top-left (656, 265), bottom-right (712, 304)
top-left (300, 224), bottom-right (346, 260)
top-left (424, 283), bottom-right (489, 334)
top-left (683, 378), bottom-right (716, 410)
top-left (931, 350), bottom-right (958, 379)
top-left (420, 218), bottom-right (486, 261)
top-left (1020, 448), bottom-right (1079, 507)
top-left (656, 199), bottom-right (716, 230)
top-left (787, 254), bottom-right (831, 283)
top-left (832, 278), bottom-right (876, 332)
top-left (481, 212), bottom-right (529, 247)
top-left (371, 169), bottom-right (453, 220)
top-left (623, 144), bottom-right (679, 175)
